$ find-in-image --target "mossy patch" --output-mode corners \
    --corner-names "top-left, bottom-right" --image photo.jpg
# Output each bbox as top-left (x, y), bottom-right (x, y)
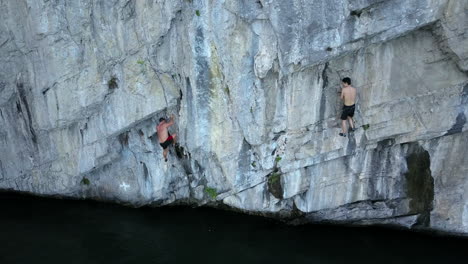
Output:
top-left (136, 60), bottom-right (145, 65)
top-left (205, 187), bottom-right (217, 199)
top-left (362, 124), bottom-right (370, 130)
top-left (267, 171), bottom-right (283, 199)
top-left (275, 155), bottom-right (282, 163)
top-left (195, 10), bottom-right (200, 16)
top-left (80, 177), bottom-right (90, 185)
top-left (269, 172), bottom-right (280, 184)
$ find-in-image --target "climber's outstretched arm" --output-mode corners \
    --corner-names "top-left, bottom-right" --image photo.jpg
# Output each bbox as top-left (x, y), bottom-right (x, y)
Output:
top-left (165, 115), bottom-right (175, 127)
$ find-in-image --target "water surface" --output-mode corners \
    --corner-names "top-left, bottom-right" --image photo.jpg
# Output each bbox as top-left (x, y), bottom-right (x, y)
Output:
top-left (1, 193), bottom-right (467, 264)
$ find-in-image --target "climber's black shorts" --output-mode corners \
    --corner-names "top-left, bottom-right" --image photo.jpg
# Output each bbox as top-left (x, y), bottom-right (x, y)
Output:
top-left (160, 135), bottom-right (174, 149)
top-left (341, 104), bottom-right (355, 120)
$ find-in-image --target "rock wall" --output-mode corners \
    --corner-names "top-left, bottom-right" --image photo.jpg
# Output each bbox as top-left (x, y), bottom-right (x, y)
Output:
top-left (0, 0), bottom-right (467, 234)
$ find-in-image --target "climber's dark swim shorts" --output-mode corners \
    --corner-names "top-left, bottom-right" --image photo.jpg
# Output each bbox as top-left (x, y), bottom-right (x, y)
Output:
top-left (159, 135), bottom-right (174, 149)
top-left (341, 104), bottom-right (355, 120)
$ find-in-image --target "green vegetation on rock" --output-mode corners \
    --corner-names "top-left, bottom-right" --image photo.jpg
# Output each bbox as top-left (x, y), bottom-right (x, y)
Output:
top-left (81, 177), bottom-right (90, 185)
top-left (268, 172), bottom-right (281, 185)
top-left (275, 156), bottom-right (282, 163)
top-left (205, 187), bottom-right (217, 199)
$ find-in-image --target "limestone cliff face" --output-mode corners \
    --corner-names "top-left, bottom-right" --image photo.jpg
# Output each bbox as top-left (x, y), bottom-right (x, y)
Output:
top-left (1, 0), bottom-right (467, 234)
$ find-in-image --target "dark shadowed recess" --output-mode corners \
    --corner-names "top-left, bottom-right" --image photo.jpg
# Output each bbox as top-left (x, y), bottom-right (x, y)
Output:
top-left (0, 192), bottom-right (467, 264)
top-left (404, 143), bottom-right (434, 227)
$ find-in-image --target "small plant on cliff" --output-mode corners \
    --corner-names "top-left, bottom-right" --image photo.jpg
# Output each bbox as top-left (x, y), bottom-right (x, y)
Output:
top-left (205, 187), bottom-right (217, 199)
top-left (81, 177), bottom-right (90, 185)
top-left (137, 60), bottom-right (145, 65)
top-left (362, 124), bottom-right (370, 130)
top-left (275, 155), bottom-right (282, 163)
top-left (195, 10), bottom-right (200, 16)
top-left (251, 161), bottom-right (256, 167)
top-left (268, 172), bottom-right (281, 185)
top-left (267, 170), bottom-right (283, 199)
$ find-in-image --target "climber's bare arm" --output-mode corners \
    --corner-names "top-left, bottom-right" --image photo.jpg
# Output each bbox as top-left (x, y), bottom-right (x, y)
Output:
top-left (165, 115), bottom-right (175, 127)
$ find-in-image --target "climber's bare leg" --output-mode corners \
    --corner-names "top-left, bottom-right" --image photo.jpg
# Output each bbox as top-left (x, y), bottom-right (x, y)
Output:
top-left (348, 116), bottom-right (355, 131)
top-left (163, 148), bottom-right (169, 162)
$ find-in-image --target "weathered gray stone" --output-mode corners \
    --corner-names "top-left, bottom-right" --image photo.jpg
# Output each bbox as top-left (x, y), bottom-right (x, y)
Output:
top-left (0, 0), bottom-right (467, 235)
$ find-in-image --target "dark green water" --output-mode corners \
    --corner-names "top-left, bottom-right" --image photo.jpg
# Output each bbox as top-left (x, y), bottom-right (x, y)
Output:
top-left (1, 193), bottom-right (467, 264)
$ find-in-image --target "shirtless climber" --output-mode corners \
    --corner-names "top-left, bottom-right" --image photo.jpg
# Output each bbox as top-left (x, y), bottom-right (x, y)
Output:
top-left (339, 77), bottom-right (356, 137)
top-left (157, 115), bottom-right (177, 162)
